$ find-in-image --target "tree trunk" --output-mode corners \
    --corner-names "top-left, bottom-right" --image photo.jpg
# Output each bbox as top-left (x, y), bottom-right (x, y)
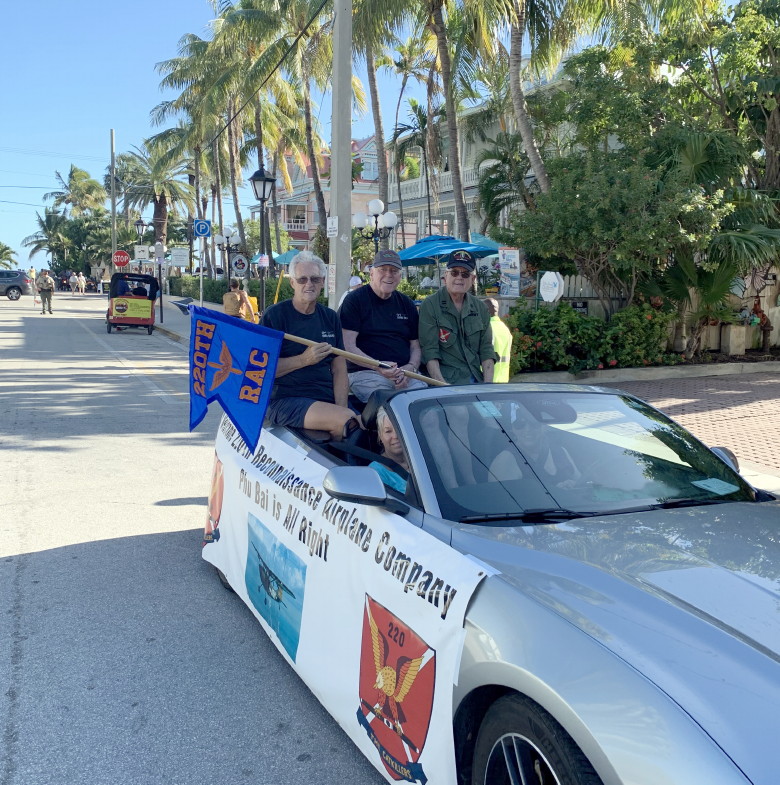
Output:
top-left (366, 40), bottom-right (389, 248)
top-left (272, 150), bottom-right (282, 259)
top-left (254, 98), bottom-right (264, 168)
top-left (226, 102), bottom-right (246, 250)
top-left (393, 75), bottom-right (409, 247)
top-left (153, 195), bottom-right (168, 245)
top-left (303, 80), bottom-right (328, 234)
top-left (423, 146), bottom-right (433, 235)
top-left (429, 4), bottom-right (469, 241)
top-left (509, 0), bottom-right (551, 194)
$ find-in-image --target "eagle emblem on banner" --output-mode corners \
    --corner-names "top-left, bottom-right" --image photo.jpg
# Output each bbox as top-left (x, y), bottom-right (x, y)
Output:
top-left (357, 595), bottom-right (435, 784)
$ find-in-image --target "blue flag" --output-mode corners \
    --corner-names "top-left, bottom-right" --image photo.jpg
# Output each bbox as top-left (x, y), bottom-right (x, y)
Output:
top-left (188, 305), bottom-right (283, 453)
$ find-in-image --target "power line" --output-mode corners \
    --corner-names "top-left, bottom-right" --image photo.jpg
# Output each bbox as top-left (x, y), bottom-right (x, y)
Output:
top-left (0, 146), bottom-right (106, 162)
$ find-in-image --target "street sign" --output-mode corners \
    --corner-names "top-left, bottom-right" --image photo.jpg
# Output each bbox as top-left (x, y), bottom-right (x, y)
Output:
top-left (231, 254), bottom-right (248, 274)
top-left (112, 250), bottom-right (130, 268)
top-left (193, 219), bottom-right (211, 238)
top-left (170, 247), bottom-right (189, 266)
top-left (327, 216), bottom-right (338, 238)
top-left (258, 253), bottom-right (269, 268)
top-left (134, 245), bottom-right (149, 260)
top-left (539, 271), bottom-right (564, 302)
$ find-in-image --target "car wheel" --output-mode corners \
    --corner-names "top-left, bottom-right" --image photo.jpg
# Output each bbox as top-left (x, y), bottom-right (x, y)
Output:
top-left (106, 322), bottom-right (111, 333)
top-left (7, 287), bottom-right (21, 301)
top-left (471, 694), bottom-right (602, 785)
top-left (215, 568), bottom-right (235, 593)
top-left (147, 325), bottom-right (153, 335)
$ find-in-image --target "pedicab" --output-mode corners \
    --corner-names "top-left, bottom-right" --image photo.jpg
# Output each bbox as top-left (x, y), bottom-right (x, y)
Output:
top-left (106, 272), bottom-right (159, 334)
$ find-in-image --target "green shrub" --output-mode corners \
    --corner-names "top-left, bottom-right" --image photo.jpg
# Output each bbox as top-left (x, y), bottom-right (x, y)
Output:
top-left (503, 301), bottom-right (681, 375)
top-left (174, 275), bottom-right (294, 308)
top-left (506, 302), bottom-right (605, 374)
top-left (600, 304), bottom-right (675, 368)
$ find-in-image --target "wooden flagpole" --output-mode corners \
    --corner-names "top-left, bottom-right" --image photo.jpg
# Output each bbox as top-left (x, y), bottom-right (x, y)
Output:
top-left (282, 333), bottom-right (448, 387)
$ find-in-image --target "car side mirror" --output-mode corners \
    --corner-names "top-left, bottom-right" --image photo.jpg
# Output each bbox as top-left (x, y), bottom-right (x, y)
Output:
top-left (323, 466), bottom-right (409, 516)
top-left (711, 446), bottom-right (739, 473)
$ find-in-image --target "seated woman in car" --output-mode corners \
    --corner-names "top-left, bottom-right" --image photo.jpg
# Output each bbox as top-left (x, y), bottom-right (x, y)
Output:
top-left (369, 407), bottom-right (409, 493)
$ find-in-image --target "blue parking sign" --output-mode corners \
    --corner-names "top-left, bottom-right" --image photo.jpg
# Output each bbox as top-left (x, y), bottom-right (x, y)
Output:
top-left (193, 219), bottom-right (211, 238)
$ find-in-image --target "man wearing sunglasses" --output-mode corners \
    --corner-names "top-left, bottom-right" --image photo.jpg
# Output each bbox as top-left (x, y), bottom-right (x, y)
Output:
top-left (261, 251), bottom-right (359, 440)
top-left (339, 249), bottom-right (427, 401)
top-left (418, 249), bottom-right (497, 385)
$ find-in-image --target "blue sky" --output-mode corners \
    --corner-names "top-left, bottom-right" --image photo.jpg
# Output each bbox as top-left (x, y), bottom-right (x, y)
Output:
top-left (0, 1), bottom-right (416, 269)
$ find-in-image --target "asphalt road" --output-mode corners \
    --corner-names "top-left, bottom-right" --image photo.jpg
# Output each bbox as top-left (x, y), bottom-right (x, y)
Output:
top-left (0, 293), bottom-right (384, 785)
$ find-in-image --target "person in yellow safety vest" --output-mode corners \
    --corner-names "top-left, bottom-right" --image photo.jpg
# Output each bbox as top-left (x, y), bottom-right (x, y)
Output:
top-left (485, 298), bottom-right (513, 383)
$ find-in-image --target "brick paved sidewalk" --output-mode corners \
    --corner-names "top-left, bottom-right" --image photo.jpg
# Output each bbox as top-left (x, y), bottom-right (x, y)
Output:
top-left (602, 374), bottom-right (780, 476)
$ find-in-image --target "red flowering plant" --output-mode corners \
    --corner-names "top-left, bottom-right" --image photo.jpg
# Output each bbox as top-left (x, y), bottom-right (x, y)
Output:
top-left (599, 304), bottom-right (678, 368)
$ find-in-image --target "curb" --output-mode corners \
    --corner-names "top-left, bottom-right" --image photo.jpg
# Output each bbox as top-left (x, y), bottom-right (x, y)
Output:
top-left (155, 324), bottom-right (186, 344)
top-left (512, 360), bottom-right (780, 385)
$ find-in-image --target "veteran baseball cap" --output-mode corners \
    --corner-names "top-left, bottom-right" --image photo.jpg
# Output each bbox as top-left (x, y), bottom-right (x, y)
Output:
top-left (447, 249), bottom-right (476, 271)
top-left (372, 249), bottom-right (403, 269)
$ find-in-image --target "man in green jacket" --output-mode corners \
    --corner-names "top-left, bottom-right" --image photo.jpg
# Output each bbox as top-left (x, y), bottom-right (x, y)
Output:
top-left (418, 250), bottom-right (496, 384)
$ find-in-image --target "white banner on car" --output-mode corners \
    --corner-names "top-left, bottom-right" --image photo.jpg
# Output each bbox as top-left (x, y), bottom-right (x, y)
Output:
top-left (202, 416), bottom-right (487, 784)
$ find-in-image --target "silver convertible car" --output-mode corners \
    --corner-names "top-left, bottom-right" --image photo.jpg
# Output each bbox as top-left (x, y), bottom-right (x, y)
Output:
top-left (203, 384), bottom-right (780, 785)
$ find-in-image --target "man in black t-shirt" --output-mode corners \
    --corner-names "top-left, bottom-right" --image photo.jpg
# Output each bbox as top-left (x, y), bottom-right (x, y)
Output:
top-left (261, 251), bottom-right (359, 440)
top-left (339, 249), bottom-right (427, 402)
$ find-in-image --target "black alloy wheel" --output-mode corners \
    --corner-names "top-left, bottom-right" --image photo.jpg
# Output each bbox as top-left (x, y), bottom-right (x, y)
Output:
top-left (472, 695), bottom-right (602, 785)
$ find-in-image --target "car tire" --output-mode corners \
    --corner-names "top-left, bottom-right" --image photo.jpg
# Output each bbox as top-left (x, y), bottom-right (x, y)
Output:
top-left (215, 568), bottom-right (235, 593)
top-left (106, 322), bottom-right (111, 333)
top-left (147, 325), bottom-right (153, 335)
top-left (471, 694), bottom-right (602, 785)
top-left (7, 287), bottom-right (21, 301)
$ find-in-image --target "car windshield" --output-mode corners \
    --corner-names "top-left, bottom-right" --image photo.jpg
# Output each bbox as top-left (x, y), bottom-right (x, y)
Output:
top-left (409, 391), bottom-right (756, 522)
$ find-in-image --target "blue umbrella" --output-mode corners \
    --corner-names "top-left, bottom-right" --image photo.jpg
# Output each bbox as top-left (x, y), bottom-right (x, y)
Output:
top-left (251, 249), bottom-right (299, 266)
top-left (273, 249), bottom-right (299, 266)
top-left (397, 235), bottom-right (497, 266)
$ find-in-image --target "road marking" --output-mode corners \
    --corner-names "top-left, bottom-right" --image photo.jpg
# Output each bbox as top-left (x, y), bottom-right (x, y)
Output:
top-left (78, 320), bottom-right (184, 405)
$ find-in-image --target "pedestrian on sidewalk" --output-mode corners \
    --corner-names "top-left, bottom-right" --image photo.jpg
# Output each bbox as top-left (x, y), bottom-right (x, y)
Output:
top-left (77, 272), bottom-right (87, 294)
top-left (37, 270), bottom-right (55, 314)
top-left (222, 278), bottom-right (256, 323)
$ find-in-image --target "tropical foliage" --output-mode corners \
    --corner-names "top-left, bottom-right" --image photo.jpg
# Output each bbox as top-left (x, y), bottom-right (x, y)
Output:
top-left (0, 242), bottom-right (17, 270)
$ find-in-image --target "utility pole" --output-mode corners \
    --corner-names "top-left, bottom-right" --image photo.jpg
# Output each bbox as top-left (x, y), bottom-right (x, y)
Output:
top-left (328, 0), bottom-right (352, 308)
top-left (110, 129), bottom-right (117, 272)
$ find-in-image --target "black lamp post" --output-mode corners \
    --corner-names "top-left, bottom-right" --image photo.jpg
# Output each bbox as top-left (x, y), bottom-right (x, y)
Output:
top-left (249, 164), bottom-right (277, 316)
top-left (134, 219), bottom-right (150, 272)
top-left (353, 199), bottom-right (398, 253)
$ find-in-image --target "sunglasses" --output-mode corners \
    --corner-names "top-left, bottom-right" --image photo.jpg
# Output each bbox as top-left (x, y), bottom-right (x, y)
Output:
top-left (448, 269), bottom-right (473, 278)
top-left (294, 276), bottom-right (324, 285)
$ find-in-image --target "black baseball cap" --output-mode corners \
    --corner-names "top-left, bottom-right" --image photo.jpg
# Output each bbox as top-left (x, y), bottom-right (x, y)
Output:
top-left (372, 249), bottom-right (403, 270)
top-left (446, 249), bottom-right (476, 271)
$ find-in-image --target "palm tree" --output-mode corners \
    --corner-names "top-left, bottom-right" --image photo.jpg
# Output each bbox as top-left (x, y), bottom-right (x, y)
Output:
top-left (393, 98), bottom-right (444, 236)
top-left (118, 141), bottom-right (194, 246)
top-left (44, 165), bottom-right (107, 217)
top-left (382, 32), bottom-right (437, 247)
top-left (0, 242), bottom-right (17, 270)
top-left (422, 0), bottom-right (502, 239)
top-left (22, 210), bottom-right (71, 272)
top-left (474, 131), bottom-right (535, 232)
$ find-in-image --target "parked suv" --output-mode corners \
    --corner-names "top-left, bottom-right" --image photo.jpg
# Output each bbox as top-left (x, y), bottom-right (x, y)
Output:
top-left (0, 270), bottom-right (34, 300)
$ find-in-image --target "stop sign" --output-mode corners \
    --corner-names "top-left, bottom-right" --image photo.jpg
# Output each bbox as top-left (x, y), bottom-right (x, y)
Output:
top-left (112, 250), bottom-right (130, 267)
